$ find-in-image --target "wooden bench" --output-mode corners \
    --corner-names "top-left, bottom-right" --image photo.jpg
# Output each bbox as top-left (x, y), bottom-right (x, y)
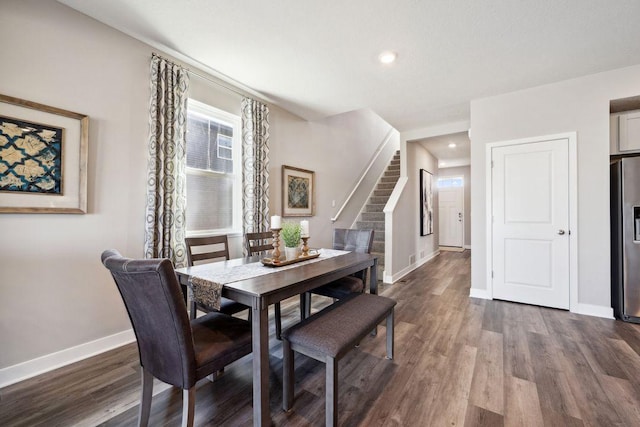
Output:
top-left (282, 293), bottom-right (396, 426)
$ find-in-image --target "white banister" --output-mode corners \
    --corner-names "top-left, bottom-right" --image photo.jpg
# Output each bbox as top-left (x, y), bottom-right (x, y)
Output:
top-left (331, 128), bottom-right (396, 222)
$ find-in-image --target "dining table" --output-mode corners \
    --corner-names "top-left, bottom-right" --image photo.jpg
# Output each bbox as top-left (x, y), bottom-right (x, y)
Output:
top-left (174, 249), bottom-right (378, 427)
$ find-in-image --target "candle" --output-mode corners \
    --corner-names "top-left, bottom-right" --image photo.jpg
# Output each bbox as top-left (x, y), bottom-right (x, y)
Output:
top-left (271, 215), bottom-right (281, 229)
top-left (300, 220), bottom-right (309, 237)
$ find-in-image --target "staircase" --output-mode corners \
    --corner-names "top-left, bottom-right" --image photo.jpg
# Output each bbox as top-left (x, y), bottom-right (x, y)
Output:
top-left (355, 151), bottom-right (400, 280)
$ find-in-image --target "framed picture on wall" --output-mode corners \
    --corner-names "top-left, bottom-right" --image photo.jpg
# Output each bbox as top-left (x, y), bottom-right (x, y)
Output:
top-left (420, 168), bottom-right (433, 236)
top-left (282, 165), bottom-right (314, 217)
top-left (0, 94), bottom-right (89, 213)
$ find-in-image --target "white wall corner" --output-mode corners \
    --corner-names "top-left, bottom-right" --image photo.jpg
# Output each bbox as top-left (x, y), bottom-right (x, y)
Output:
top-left (401, 121), bottom-right (471, 143)
top-left (386, 249), bottom-right (440, 283)
top-left (469, 288), bottom-right (492, 300)
top-left (571, 303), bottom-right (614, 319)
top-left (0, 329), bottom-right (135, 388)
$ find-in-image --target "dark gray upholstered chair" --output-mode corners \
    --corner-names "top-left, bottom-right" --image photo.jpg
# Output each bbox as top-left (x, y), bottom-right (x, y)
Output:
top-left (245, 231), bottom-right (285, 340)
top-left (185, 235), bottom-right (250, 321)
top-left (303, 228), bottom-right (375, 318)
top-left (101, 250), bottom-right (252, 427)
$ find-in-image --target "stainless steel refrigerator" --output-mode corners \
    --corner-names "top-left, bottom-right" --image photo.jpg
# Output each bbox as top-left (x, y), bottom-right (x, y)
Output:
top-left (611, 156), bottom-right (640, 323)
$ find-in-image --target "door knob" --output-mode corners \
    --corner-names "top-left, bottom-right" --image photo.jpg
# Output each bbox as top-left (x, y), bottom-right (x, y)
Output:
top-left (558, 229), bottom-right (566, 235)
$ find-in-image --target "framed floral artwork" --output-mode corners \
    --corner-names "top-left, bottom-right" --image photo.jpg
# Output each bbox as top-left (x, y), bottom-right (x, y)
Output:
top-left (0, 94), bottom-right (88, 213)
top-left (282, 165), bottom-right (314, 217)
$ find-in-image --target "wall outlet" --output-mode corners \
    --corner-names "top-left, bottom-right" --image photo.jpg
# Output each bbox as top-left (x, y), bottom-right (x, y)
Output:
top-left (331, 200), bottom-right (336, 207)
top-left (410, 254), bottom-right (416, 264)
top-left (420, 250), bottom-right (425, 258)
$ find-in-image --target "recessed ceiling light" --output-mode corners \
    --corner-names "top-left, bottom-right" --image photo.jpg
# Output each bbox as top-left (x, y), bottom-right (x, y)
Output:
top-left (378, 51), bottom-right (397, 64)
top-left (448, 143), bottom-right (456, 148)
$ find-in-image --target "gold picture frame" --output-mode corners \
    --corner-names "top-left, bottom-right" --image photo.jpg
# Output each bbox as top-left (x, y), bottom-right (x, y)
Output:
top-left (0, 94), bottom-right (88, 213)
top-left (282, 165), bottom-right (315, 217)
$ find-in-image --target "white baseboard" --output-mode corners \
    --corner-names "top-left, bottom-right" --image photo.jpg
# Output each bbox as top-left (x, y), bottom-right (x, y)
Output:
top-left (383, 250), bottom-right (440, 283)
top-left (469, 288), bottom-right (492, 300)
top-left (572, 303), bottom-right (614, 319)
top-left (0, 329), bottom-right (135, 388)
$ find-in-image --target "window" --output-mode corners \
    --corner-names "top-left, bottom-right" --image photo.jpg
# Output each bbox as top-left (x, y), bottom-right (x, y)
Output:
top-left (185, 99), bottom-right (241, 234)
top-left (437, 177), bottom-right (464, 188)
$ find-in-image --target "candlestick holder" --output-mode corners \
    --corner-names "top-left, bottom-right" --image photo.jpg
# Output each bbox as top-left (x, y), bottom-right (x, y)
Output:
top-left (271, 228), bottom-right (282, 263)
top-left (301, 236), bottom-right (310, 257)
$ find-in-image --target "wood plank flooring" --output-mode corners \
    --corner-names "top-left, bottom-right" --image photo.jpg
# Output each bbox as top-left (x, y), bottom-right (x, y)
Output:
top-left (3, 250), bottom-right (640, 426)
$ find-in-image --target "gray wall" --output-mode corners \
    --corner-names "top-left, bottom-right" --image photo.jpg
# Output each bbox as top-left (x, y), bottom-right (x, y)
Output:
top-left (0, 0), bottom-right (394, 381)
top-left (386, 141), bottom-right (439, 282)
top-left (470, 63), bottom-right (640, 315)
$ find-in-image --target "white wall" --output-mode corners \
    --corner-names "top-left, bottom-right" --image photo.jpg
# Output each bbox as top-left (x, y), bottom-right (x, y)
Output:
top-left (0, 0), bottom-right (393, 384)
top-left (1, 0), bottom-right (151, 372)
top-left (470, 64), bottom-right (640, 314)
top-left (438, 165), bottom-right (471, 248)
top-left (269, 108), bottom-right (397, 250)
top-left (386, 141), bottom-right (439, 282)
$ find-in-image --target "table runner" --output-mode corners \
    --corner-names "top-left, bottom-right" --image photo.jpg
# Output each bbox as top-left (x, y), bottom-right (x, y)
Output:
top-left (188, 249), bottom-right (350, 310)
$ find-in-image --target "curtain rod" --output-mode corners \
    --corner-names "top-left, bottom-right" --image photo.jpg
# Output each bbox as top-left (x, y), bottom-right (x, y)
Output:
top-left (151, 52), bottom-right (252, 100)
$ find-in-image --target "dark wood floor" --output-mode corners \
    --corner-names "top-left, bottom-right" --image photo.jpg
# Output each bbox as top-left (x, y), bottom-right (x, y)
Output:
top-left (3, 251), bottom-right (640, 426)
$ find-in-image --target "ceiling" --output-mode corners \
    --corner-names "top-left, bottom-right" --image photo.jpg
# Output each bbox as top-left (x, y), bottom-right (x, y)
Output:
top-left (58, 0), bottom-right (640, 135)
top-left (418, 132), bottom-right (471, 169)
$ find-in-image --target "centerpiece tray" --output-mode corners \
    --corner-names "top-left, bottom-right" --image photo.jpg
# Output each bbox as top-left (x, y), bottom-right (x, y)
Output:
top-left (261, 251), bottom-right (320, 267)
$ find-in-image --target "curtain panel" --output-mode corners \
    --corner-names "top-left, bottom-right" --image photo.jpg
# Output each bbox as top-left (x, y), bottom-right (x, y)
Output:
top-left (144, 55), bottom-right (190, 267)
top-left (241, 98), bottom-right (270, 252)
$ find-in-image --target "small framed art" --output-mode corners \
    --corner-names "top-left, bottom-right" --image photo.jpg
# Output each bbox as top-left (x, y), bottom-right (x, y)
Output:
top-left (282, 165), bottom-right (314, 217)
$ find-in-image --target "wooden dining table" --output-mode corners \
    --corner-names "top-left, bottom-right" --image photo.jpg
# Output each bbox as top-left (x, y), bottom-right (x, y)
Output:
top-left (174, 250), bottom-right (378, 427)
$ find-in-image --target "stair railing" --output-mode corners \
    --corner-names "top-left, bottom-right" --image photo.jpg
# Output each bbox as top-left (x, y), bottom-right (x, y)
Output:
top-left (331, 128), bottom-right (398, 223)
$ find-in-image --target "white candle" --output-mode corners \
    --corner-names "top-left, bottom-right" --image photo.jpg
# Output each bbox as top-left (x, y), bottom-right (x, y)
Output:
top-left (300, 220), bottom-right (309, 237)
top-left (271, 215), bottom-right (281, 229)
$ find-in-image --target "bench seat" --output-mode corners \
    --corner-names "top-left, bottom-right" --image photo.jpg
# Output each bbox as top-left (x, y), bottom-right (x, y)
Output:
top-left (282, 293), bottom-right (396, 426)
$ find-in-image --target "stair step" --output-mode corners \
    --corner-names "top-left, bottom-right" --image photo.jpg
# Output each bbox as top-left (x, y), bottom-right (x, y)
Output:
top-left (372, 230), bottom-right (385, 241)
top-left (381, 176), bottom-right (398, 183)
top-left (370, 196), bottom-right (388, 205)
top-left (385, 168), bottom-right (400, 176)
top-left (374, 189), bottom-right (392, 197)
top-left (372, 241), bottom-right (384, 253)
top-left (361, 212), bottom-right (385, 221)
top-left (377, 182), bottom-right (395, 190)
top-left (365, 204), bottom-right (385, 213)
top-left (357, 220), bottom-right (384, 231)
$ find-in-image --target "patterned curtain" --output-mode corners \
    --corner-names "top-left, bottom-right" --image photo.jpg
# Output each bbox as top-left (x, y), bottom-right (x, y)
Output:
top-left (241, 97), bottom-right (270, 253)
top-left (143, 55), bottom-right (190, 267)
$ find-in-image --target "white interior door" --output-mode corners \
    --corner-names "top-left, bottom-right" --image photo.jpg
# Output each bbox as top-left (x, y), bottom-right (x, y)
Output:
top-left (491, 138), bottom-right (570, 309)
top-left (439, 185), bottom-right (463, 247)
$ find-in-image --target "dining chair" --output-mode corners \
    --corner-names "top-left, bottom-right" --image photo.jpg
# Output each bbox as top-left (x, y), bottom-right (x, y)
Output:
top-left (303, 228), bottom-right (375, 318)
top-left (244, 231), bottom-right (285, 340)
top-left (185, 235), bottom-right (251, 321)
top-left (101, 249), bottom-right (252, 427)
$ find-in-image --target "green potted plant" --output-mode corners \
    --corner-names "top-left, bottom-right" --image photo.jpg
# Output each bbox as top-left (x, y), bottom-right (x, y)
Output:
top-left (281, 222), bottom-right (301, 260)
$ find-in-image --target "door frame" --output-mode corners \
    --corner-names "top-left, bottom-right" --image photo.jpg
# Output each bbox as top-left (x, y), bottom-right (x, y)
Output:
top-left (438, 174), bottom-right (465, 248)
top-left (485, 132), bottom-right (578, 312)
